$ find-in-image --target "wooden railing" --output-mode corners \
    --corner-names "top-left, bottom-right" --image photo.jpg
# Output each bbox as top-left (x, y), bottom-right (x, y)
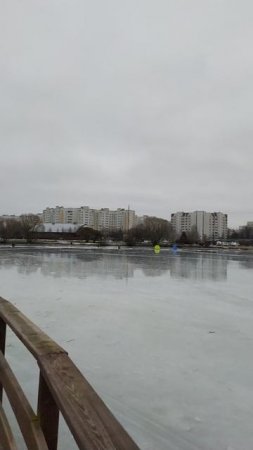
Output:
top-left (0, 297), bottom-right (140, 450)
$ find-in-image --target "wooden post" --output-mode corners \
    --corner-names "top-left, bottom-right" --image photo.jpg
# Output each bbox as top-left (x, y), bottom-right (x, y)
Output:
top-left (37, 372), bottom-right (59, 450)
top-left (0, 318), bottom-right (6, 402)
top-left (0, 297), bottom-right (140, 449)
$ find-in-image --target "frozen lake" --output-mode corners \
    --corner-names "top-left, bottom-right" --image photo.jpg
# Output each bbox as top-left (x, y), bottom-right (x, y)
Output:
top-left (0, 247), bottom-right (253, 450)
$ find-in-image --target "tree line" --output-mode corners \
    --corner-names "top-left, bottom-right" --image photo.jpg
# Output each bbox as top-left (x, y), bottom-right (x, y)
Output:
top-left (125, 217), bottom-right (175, 245)
top-left (0, 215), bottom-right (40, 243)
top-left (230, 226), bottom-right (253, 240)
top-left (2, 215), bottom-right (234, 245)
top-left (0, 215), bottom-right (176, 245)
top-left (64, 217), bottom-right (176, 245)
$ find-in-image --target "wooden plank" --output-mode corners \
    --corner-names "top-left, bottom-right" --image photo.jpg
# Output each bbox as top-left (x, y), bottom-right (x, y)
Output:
top-left (0, 402), bottom-right (18, 450)
top-left (39, 353), bottom-right (140, 450)
top-left (0, 351), bottom-right (49, 450)
top-left (0, 317), bottom-right (6, 355)
top-left (0, 317), bottom-right (6, 402)
top-left (37, 373), bottom-right (59, 450)
top-left (0, 297), bottom-right (66, 359)
top-left (0, 296), bottom-right (140, 449)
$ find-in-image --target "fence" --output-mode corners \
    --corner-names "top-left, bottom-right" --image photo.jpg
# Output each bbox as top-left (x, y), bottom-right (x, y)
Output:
top-left (0, 296), bottom-right (140, 450)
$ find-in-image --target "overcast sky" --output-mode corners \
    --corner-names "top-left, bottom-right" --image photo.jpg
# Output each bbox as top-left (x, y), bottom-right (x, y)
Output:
top-left (1, 1), bottom-right (252, 227)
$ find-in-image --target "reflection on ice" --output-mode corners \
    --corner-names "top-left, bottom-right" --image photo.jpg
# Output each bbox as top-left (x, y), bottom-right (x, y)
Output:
top-left (169, 253), bottom-right (228, 281)
top-left (0, 248), bottom-right (250, 281)
top-left (0, 248), bottom-right (253, 450)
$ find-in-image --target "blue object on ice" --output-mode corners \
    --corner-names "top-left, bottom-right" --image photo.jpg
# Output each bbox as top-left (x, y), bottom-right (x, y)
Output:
top-left (172, 243), bottom-right (178, 254)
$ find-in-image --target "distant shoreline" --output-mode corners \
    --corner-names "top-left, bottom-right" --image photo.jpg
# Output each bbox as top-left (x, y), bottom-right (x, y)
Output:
top-left (0, 243), bottom-right (253, 255)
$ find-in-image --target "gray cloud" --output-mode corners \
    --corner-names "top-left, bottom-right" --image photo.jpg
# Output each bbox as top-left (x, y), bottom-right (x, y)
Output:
top-left (0, 0), bottom-right (253, 226)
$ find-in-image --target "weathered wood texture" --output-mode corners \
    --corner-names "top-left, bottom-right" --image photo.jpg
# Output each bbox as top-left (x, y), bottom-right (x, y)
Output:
top-left (37, 373), bottom-right (59, 450)
top-left (0, 351), bottom-right (49, 450)
top-left (0, 297), bottom-right (66, 358)
top-left (0, 402), bottom-right (17, 450)
top-left (0, 297), bottom-right (140, 450)
top-left (0, 317), bottom-right (6, 402)
top-left (0, 317), bottom-right (6, 355)
top-left (39, 353), bottom-right (139, 450)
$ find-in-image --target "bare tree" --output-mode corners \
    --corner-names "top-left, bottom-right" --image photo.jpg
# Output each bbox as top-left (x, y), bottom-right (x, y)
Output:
top-left (0, 219), bottom-right (23, 242)
top-left (143, 217), bottom-right (174, 244)
top-left (20, 214), bottom-right (41, 242)
top-left (187, 225), bottom-right (200, 244)
top-left (126, 217), bottom-right (175, 245)
top-left (76, 226), bottom-right (102, 242)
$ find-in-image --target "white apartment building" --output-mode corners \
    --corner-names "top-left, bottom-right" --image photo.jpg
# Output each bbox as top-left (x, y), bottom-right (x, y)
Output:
top-left (43, 206), bottom-right (65, 224)
top-left (42, 206), bottom-right (136, 232)
top-left (171, 211), bottom-right (228, 241)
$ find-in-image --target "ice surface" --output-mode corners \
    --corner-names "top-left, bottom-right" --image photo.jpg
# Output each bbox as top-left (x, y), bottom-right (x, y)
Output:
top-left (0, 247), bottom-right (252, 449)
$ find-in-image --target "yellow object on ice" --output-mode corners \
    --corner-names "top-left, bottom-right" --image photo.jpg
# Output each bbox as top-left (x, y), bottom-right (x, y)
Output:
top-left (154, 244), bottom-right (161, 254)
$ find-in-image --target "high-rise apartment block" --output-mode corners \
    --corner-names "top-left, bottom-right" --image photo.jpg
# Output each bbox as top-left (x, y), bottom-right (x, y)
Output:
top-left (171, 211), bottom-right (228, 240)
top-left (42, 206), bottom-right (136, 232)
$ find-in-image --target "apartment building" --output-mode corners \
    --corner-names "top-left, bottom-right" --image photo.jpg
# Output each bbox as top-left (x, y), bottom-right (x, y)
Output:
top-left (171, 211), bottom-right (228, 240)
top-left (42, 206), bottom-right (136, 232)
top-left (43, 206), bottom-right (65, 224)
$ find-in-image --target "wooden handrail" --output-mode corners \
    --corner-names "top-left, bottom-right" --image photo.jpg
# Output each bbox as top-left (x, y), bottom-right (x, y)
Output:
top-left (0, 351), bottom-right (48, 450)
top-left (0, 402), bottom-right (17, 450)
top-left (0, 299), bottom-right (65, 358)
top-left (0, 297), bottom-right (140, 450)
